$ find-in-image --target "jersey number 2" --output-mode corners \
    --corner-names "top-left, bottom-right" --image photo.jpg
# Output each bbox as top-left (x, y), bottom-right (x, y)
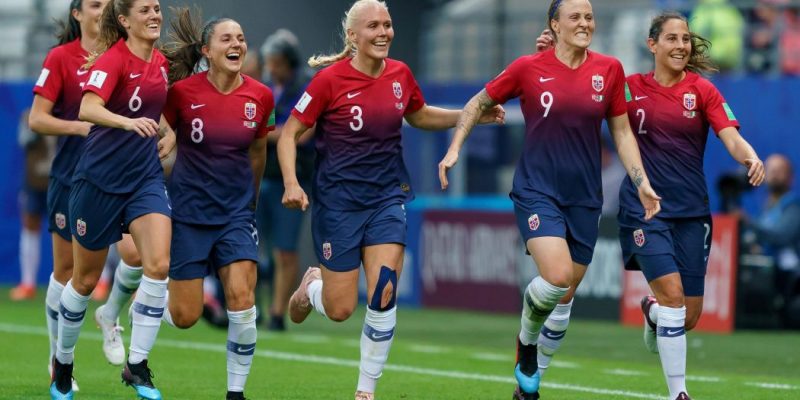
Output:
top-left (636, 109), bottom-right (647, 135)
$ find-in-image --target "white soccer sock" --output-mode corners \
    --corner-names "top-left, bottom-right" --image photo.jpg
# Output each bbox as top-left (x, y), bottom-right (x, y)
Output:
top-left (56, 281), bottom-right (90, 364)
top-left (20, 228), bottom-right (40, 286)
top-left (46, 274), bottom-right (65, 361)
top-left (307, 279), bottom-right (327, 317)
top-left (161, 291), bottom-right (175, 327)
top-left (537, 299), bottom-right (573, 376)
top-left (226, 306), bottom-right (257, 393)
top-left (520, 277), bottom-right (569, 346)
top-left (357, 306), bottom-right (397, 394)
top-left (128, 276), bottom-right (167, 364)
top-left (649, 301), bottom-right (660, 324)
top-left (657, 305), bottom-right (688, 399)
top-left (102, 260), bottom-right (142, 322)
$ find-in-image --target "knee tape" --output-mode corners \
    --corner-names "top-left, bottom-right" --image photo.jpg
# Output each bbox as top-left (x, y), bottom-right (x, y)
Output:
top-left (369, 266), bottom-right (397, 312)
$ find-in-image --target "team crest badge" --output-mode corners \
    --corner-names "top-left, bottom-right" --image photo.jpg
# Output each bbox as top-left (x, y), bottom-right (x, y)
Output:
top-left (322, 242), bottom-right (332, 260)
top-left (592, 74), bottom-right (604, 92)
top-left (244, 102), bottom-right (257, 120)
top-left (55, 213), bottom-right (66, 230)
top-left (528, 214), bottom-right (540, 231)
top-left (392, 81), bottom-right (402, 99)
top-left (633, 229), bottom-right (645, 247)
top-left (683, 93), bottom-right (697, 111)
top-left (76, 218), bottom-right (87, 237)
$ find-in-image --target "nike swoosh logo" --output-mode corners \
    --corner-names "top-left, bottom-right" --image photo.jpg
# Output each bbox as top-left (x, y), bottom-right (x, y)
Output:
top-left (539, 77), bottom-right (555, 82)
top-left (77, 69), bottom-right (88, 76)
top-left (666, 329), bottom-right (682, 336)
top-left (64, 311), bottom-right (84, 319)
top-left (347, 92), bottom-right (361, 99)
top-left (145, 309), bottom-right (162, 316)
top-left (370, 332), bottom-right (393, 340)
top-left (129, 73), bottom-right (142, 79)
top-left (237, 346), bottom-right (255, 353)
top-left (191, 104), bottom-right (205, 109)
top-left (635, 96), bottom-right (648, 101)
top-left (544, 331), bottom-right (566, 340)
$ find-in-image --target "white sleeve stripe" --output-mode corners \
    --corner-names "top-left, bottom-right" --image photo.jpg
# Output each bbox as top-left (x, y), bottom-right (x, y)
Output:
top-left (35, 68), bottom-right (50, 87)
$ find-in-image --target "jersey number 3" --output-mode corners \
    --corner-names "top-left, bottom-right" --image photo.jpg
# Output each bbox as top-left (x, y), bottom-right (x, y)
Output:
top-left (350, 105), bottom-right (363, 131)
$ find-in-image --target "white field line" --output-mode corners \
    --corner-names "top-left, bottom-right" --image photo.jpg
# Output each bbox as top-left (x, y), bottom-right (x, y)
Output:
top-left (745, 382), bottom-right (799, 390)
top-left (0, 322), bottom-right (666, 399)
top-left (407, 344), bottom-right (448, 354)
top-left (604, 368), bottom-right (649, 377)
top-left (687, 376), bottom-right (723, 382)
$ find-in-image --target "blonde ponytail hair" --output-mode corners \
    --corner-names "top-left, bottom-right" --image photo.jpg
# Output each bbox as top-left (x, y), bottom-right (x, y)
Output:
top-left (85, 0), bottom-right (135, 68)
top-left (307, 0), bottom-right (388, 68)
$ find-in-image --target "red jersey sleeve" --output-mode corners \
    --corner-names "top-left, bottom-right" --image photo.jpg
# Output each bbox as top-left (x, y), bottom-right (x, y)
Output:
top-left (83, 51), bottom-right (123, 103)
top-left (258, 88), bottom-right (276, 139)
top-left (484, 57), bottom-right (525, 104)
top-left (702, 82), bottom-right (740, 135)
top-left (33, 48), bottom-right (63, 102)
top-left (290, 72), bottom-right (331, 128)
top-left (163, 85), bottom-right (180, 129)
top-left (606, 59), bottom-right (627, 118)
top-left (404, 67), bottom-right (426, 115)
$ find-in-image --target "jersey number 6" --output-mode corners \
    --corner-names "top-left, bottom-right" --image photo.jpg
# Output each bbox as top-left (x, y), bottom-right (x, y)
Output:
top-left (129, 86), bottom-right (142, 112)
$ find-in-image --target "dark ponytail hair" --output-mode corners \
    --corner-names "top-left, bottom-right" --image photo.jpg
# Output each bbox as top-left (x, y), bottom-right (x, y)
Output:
top-left (648, 12), bottom-right (718, 75)
top-left (546, 0), bottom-right (564, 43)
top-left (162, 6), bottom-right (232, 83)
top-left (55, 0), bottom-right (83, 46)
top-left (85, 0), bottom-right (134, 68)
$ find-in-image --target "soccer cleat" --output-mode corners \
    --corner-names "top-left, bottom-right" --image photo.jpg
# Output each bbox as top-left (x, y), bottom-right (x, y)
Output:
top-left (226, 391), bottom-right (247, 400)
top-left (267, 314), bottom-right (286, 331)
top-left (675, 392), bottom-right (692, 400)
top-left (641, 295), bottom-right (659, 354)
top-left (288, 267), bottom-right (321, 324)
top-left (49, 357), bottom-right (74, 399)
top-left (514, 338), bottom-right (541, 397)
top-left (513, 385), bottom-right (540, 400)
top-left (201, 293), bottom-right (229, 328)
top-left (10, 284), bottom-right (36, 301)
top-left (48, 363), bottom-right (79, 392)
top-left (122, 360), bottom-right (162, 400)
top-left (355, 391), bottom-right (374, 400)
top-left (95, 305), bottom-right (126, 365)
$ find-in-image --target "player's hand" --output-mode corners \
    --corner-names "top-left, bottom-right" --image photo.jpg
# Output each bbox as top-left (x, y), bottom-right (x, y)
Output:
top-left (125, 117), bottom-right (159, 138)
top-left (282, 182), bottom-right (309, 211)
top-left (744, 158), bottom-right (765, 186)
top-left (637, 184), bottom-right (662, 221)
top-left (438, 149), bottom-right (460, 190)
top-left (76, 121), bottom-right (93, 137)
top-left (157, 133), bottom-right (176, 160)
top-left (536, 29), bottom-right (555, 53)
top-left (478, 105), bottom-right (506, 125)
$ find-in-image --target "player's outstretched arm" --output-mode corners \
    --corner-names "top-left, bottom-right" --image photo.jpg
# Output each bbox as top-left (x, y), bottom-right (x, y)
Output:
top-left (29, 95), bottom-right (91, 137)
top-left (278, 115), bottom-right (310, 211)
top-left (718, 127), bottom-right (765, 187)
top-left (608, 113), bottom-right (662, 220)
top-left (249, 136), bottom-right (268, 211)
top-left (79, 92), bottom-right (158, 138)
top-left (406, 103), bottom-right (504, 131)
top-left (437, 89), bottom-right (498, 190)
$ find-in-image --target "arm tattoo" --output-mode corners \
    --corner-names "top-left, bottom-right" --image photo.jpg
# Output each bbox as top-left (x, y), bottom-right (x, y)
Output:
top-left (632, 167), bottom-right (644, 187)
top-left (455, 90), bottom-right (496, 134)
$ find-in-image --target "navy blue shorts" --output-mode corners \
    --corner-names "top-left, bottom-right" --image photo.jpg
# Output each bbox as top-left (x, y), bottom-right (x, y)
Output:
top-left (69, 177), bottom-right (172, 251)
top-left (512, 192), bottom-right (601, 266)
top-left (46, 179), bottom-right (72, 241)
top-left (618, 209), bottom-right (712, 297)
top-left (256, 179), bottom-right (305, 252)
top-left (312, 202), bottom-right (407, 272)
top-left (19, 184), bottom-right (47, 216)
top-left (170, 215), bottom-right (259, 280)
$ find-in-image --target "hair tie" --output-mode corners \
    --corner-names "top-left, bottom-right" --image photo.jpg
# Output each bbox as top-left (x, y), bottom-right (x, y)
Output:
top-left (549, 0), bottom-right (562, 20)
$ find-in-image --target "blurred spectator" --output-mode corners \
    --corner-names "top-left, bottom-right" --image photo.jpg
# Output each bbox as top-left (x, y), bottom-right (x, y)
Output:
top-left (601, 137), bottom-right (626, 216)
top-left (780, 5), bottom-right (800, 74)
top-left (10, 108), bottom-right (53, 300)
top-left (746, 0), bottom-right (785, 73)
top-left (256, 29), bottom-right (315, 331)
top-left (691, 0), bottom-right (745, 72)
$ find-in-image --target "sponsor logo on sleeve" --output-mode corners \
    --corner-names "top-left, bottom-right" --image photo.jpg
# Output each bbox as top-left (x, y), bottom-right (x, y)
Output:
top-left (35, 68), bottom-right (50, 87)
top-left (294, 91), bottom-right (312, 113)
top-left (87, 70), bottom-right (108, 89)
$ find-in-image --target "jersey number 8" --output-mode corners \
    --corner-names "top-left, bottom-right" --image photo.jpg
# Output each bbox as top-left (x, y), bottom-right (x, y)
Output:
top-left (191, 118), bottom-right (204, 143)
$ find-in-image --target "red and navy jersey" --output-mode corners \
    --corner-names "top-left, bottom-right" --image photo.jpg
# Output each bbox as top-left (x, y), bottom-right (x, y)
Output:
top-left (75, 39), bottom-right (168, 193)
top-left (291, 57), bottom-right (425, 210)
top-left (164, 72), bottom-right (275, 225)
top-left (33, 39), bottom-right (89, 187)
top-left (486, 49), bottom-right (627, 208)
top-left (619, 71), bottom-right (739, 219)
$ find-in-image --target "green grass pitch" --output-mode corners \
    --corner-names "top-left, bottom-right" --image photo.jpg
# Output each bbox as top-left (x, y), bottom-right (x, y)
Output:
top-left (1, 287), bottom-right (798, 399)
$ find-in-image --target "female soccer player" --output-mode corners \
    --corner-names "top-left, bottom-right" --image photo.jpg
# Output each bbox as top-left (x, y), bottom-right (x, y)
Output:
top-left (159, 8), bottom-right (273, 400)
top-left (49, 0), bottom-right (171, 398)
top-left (438, 0), bottom-right (661, 398)
top-left (622, 13), bottom-right (762, 400)
top-left (280, 2), bottom-right (503, 399)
